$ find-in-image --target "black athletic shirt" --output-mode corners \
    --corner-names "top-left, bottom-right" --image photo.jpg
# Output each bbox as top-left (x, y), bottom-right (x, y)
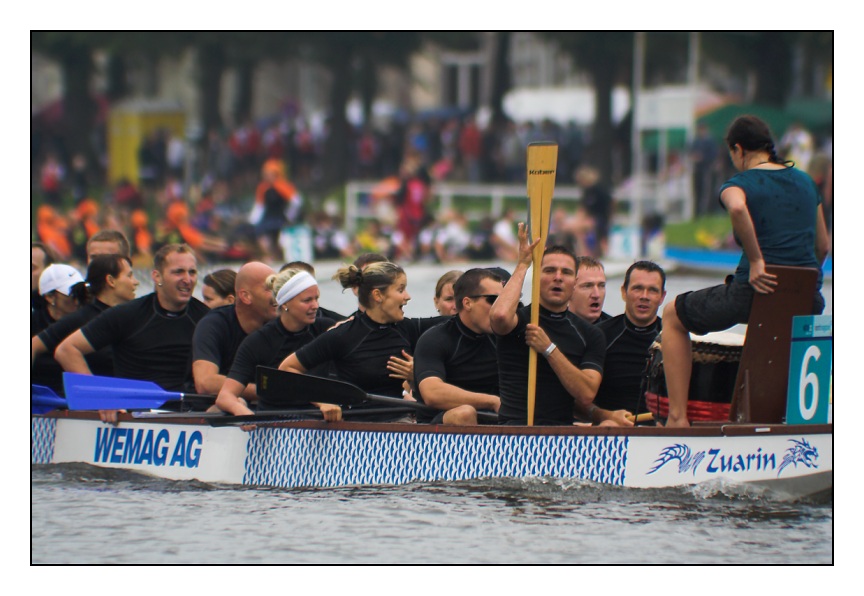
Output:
top-left (31, 293), bottom-right (54, 338)
top-left (595, 314), bottom-right (661, 414)
top-left (32, 300), bottom-right (114, 394)
top-left (294, 311), bottom-right (446, 401)
top-left (191, 305), bottom-right (249, 376)
top-left (227, 316), bottom-right (335, 386)
top-left (413, 316), bottom-right (499, 424)
top-left (496, 304), bottom-right (606, 425)
top-left (79, 293), bottom-right (210, 391)
top-left (318, 306), bottom-right (347, 322)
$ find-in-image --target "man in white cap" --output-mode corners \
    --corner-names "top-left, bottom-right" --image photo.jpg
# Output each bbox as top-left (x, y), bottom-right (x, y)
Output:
top-left (32, 263), bottom-right (86, 336)
top-left (31, 263), bottom-right (86, 395)
top-left (56, 243), bottom-right (210, 423)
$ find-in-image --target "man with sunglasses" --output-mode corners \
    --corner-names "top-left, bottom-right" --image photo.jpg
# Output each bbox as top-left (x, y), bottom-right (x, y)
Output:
top-left (490, 223), bottom-right (627, 426)
top-left (412, 268), bottom-right (504, 425)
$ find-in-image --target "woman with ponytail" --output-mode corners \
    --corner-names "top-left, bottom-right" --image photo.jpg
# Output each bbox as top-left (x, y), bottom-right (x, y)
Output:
top-left (661, 115), bottom-right (831, 428)
top-left (279, 261), bottom-right (446, 422)
top-left (32, 255), bottom-right (139, 394)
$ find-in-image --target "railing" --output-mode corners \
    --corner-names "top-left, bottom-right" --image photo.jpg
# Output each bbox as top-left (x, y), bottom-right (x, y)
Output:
top-left (344, 181), bottom-right (583, 234)
top-left (344, 177), bottom-right (691, 236)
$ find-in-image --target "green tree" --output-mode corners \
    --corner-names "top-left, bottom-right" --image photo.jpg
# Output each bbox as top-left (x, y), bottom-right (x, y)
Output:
top-left (298, 32), bottom-right (424, 194)
top-left (489, 32), bottom-right (512, 125)
top-left (542, 32), bottom-right (634, 187)
top-left (702, 32), bottom-right (832, 106)
top-left (32, 32), bottom-right (98, 169)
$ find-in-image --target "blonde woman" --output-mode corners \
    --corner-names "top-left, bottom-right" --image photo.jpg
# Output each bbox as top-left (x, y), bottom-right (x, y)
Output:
top-left (215, 268), bottom-right (339, 420)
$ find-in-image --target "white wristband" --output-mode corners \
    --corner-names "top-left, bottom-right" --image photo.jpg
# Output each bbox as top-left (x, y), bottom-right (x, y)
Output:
top-left (543, 342), bottom-right (557, 358)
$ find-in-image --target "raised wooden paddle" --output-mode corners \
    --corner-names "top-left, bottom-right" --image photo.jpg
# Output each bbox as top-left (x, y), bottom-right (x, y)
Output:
top-left (525, 142), bottom-right (558, 426)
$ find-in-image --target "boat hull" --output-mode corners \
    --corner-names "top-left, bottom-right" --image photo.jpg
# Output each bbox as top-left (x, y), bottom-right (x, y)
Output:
top-left (32, 412), bottom-right (832, 499)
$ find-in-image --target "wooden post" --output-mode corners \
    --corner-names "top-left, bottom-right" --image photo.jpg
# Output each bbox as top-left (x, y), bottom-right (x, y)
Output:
top-left (729, 265), bottom-right (819, 424)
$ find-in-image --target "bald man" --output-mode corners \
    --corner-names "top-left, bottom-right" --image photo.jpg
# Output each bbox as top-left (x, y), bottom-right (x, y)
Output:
top-left (191, 261), bottom-right (278, 397)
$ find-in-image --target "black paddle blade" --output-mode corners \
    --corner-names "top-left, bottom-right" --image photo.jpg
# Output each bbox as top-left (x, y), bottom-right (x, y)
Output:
top-left (255, 366), bottom-right (369, 410)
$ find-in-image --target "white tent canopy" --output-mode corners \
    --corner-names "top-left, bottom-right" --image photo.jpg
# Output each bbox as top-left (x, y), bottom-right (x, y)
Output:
top-left (503, 86), bottom-right (631, 126)
top-left (502, 84), bottom-right (727, 128)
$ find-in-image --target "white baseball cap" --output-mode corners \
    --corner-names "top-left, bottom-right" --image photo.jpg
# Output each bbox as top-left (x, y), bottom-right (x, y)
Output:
top-left (39, 264), bottom-right (85, 296)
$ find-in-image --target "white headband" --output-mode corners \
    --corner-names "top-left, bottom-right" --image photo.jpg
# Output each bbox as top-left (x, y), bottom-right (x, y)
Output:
top-left (276, 271), bottom-right (317, 306)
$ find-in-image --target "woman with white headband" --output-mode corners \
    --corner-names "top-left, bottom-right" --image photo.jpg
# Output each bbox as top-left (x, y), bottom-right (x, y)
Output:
top-left (215, 268), bottom-right (339, 420)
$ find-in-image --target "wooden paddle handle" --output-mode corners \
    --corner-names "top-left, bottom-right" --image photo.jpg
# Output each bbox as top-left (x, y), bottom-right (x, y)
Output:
top-left (525, 142), bottom-right (558, 427)
top-left (625, 412), bottom-right (654, 423)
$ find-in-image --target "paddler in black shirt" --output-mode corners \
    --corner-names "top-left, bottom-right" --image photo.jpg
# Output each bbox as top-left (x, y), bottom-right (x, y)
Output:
top-left (56, 243), bottom-right (210, 424)
top-left (191, 261), bottom-right (277, 398)
top-left (32, 254), bottom-right (140, 395)
top-left (595, 261), bottom-right (666, 418)
top-left (280, 261), bottom-right (444, 422)
top-left (490, 223), bottom-right (630, 426)
top-left (569, 256), bottom-right (612, 324)
top-left (216, 268), bottom-right (339, 420)
top-left (413, 268), bottom-right (503, 425)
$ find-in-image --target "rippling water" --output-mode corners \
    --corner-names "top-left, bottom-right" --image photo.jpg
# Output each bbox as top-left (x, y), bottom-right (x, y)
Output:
top-left (31, 464), bottom-right (832, 565)
top-left (30, 265), bottom-right (834, 565)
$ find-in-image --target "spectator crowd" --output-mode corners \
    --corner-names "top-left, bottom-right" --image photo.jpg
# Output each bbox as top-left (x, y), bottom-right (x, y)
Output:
top-left (33, 107), bottom-right (832, 268)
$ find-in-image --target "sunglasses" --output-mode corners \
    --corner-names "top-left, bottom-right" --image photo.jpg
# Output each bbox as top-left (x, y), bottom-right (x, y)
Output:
top-left (471, 294), bottom-right (499, 305)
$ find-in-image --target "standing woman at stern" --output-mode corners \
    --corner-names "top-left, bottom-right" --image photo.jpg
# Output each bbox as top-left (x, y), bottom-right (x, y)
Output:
top-left (661, 115), bottom-right (831, 428)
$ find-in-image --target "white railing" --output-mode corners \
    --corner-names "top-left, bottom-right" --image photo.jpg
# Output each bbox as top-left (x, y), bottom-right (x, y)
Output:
top-left (344, 177), bottom-right (691, 236)
top-left (344, 181), bottom-right (583, 234)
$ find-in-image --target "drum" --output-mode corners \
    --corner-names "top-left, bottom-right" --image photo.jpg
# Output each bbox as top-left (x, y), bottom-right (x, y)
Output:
top-left (644, 331), bottom-right (744, 422)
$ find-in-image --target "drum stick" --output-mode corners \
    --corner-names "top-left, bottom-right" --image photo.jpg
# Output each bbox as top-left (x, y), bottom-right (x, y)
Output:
top-left (625, 412), bottom-right (654, 423)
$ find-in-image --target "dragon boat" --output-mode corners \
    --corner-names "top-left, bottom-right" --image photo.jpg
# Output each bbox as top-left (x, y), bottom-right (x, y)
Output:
top-left (31, 409), bottom-right (831, 499)
top-left (30, 266), bottom-right (832, 500)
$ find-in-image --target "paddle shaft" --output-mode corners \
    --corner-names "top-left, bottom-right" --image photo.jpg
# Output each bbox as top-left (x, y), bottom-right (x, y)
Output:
top-left (346, 392), bottom-right (499, 424)
top-left (256, 367), bottom-right (499, 424)
top-left (526, 142), bottom-right (558, 426)
top-left (209, 406), bottom-right (425, 427)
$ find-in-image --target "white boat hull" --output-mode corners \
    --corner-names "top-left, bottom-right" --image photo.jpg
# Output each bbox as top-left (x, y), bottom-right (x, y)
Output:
top-left (32, 413), bottom-right (832, 499)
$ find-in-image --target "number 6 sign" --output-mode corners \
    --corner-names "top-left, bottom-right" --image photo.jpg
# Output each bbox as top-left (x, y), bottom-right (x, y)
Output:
top-left (786, 315), bottom-right (832, 425)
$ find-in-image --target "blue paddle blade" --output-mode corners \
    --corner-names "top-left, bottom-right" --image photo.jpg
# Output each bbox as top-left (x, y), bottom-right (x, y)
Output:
top-left (63, 373), bottom-right (182, 410)
top-left (31, 385), bottom-right (68, 414)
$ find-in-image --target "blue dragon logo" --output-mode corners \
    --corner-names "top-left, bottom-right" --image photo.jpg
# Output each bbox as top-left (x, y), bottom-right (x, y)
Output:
top-left (778, 438), bottom-right (819, 476)
top-left (647, 443), bottom-right (706, 476)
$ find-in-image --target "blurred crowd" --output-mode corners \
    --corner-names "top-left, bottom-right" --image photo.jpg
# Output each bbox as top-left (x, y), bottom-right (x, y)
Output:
top-left (32, 111), bottom-right (597, 268)
top-left (32, 108), bottom-right (832, 269)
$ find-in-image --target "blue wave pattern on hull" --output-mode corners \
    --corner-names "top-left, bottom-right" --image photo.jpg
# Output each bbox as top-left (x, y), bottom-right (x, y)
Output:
top-left (31, 417), bottom-right (57, 464)
top-left (244, 427), bottom-right (629, 488)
